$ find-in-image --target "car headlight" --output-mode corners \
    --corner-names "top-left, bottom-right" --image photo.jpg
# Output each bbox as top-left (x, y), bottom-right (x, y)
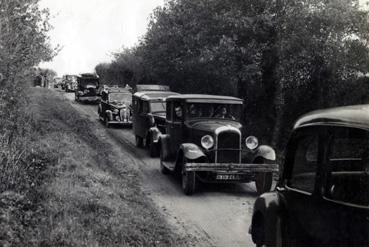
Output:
top-left (245, 136), bottom-right (259, 150)
top-left (201, 135), bottom-right (214, 150)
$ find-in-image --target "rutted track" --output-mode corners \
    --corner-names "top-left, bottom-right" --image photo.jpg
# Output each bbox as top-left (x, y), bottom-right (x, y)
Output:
top-left (63, 91), bottom-right (258, 247)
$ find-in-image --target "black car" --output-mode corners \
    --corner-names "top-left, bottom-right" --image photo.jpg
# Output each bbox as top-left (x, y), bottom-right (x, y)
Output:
top-left (98, 87), bottom-right (132, 127)
top-left (75, 73), bottom-right (100, 103)
top-left (132, 85), bottom-right (179, 157)
top-left (250, 105), bottom-right (369, 247)
top-left (159, 94), bottom-right (278, 195)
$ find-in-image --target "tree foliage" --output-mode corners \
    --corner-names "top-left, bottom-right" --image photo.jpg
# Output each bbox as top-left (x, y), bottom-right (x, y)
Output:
top-left (96, 0), bottom-right (369, 149)
top-left (0, 0), bottom-right (55, 191)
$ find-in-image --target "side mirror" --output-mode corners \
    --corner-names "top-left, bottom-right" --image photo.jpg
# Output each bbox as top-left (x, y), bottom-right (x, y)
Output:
top-left (147, 113), bottom-right (155, 127)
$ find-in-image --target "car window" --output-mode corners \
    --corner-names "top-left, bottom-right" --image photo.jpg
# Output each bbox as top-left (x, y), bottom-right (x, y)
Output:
top-left (173, 102), bottom-right (183, 122)
top-left (166, 102), bottom-right (173, 121)
top-left (288, 134), bottom-right (319, 193)
top-left (325, 127), bottom-right (369, 207)
top-left (185, 103), bottom-right (241, 121)
top-left (142, 101), bottom-right (149, 114)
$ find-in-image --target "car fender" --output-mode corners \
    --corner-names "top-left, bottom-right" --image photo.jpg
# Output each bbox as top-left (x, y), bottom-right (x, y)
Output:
top-left (105, 110), bottom-right (113, 120)
top-left (148, 126), bottom-right (162, 143)
top-left (255, 145), bottom-right (276, 161)
top-left (179, 143), bottom-right (206, 161)
top-left (250, 192), bottom-right (287, 246)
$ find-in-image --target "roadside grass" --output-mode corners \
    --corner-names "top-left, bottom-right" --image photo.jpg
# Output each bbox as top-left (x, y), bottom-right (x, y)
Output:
top-left (1, 88), bottom-right (188, 246)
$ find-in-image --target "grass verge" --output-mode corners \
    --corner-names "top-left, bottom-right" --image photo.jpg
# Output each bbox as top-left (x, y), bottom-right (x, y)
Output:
top-left (0, 88), bottom-right (188, 246)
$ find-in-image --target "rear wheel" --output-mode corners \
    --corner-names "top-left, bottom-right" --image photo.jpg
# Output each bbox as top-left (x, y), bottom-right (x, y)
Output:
top-left (181, 157), bottom-right (196, 195)
top-left (135, 135), bottom-right (143, 147)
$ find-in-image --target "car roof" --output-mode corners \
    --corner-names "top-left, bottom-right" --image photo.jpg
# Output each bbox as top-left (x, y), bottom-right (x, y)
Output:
top-left (133, 91), bottom-right (179, 100)
top-left (105, 87), bottom-right (131, 94)
top-left (294, 104), bottom-right (369, 130)
top-left (166, 94), bottom-right (243, 104)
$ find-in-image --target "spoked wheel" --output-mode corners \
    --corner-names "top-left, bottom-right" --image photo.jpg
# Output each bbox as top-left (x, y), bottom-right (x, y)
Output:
top-left (159, 146), bottom-right (170, 175)
top-left (181, 157), bottom-right (196, 195)
top-left (135, 135), bottom-right (143, 147)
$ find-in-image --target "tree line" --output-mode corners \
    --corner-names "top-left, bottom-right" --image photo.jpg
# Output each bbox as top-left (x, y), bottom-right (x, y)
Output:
top-left (95, 0), bottom-right (369, 150)
top-left (0, 0), bottom-right (55, 191)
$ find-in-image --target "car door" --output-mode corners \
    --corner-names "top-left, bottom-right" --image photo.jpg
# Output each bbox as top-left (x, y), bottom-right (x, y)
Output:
top-left (283, 127), bottom-right (326, 246)
top-left (135, 100), bottom-right (149, 139)
top-left (319, 127), bottom-right (369, 247)
top-left (167, 100), bottom-right (184, 156)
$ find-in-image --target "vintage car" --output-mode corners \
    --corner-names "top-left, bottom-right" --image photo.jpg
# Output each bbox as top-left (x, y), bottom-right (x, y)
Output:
top-left (75, 73), bottom-right (100, 103)
top-left (132, 85), bottom-right (179, 157)
top-left (63, 74), bottom-right (77, 92)
top-left (159, 94), bottom-right (278, 195)
top-left (98, 87), bottom-right (132, 127)
top-left (250, 105), bottom-right (369, 247)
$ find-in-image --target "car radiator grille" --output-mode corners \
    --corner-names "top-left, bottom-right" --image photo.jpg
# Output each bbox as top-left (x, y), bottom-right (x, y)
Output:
top-left (216, 131), bottom-right (240, 163)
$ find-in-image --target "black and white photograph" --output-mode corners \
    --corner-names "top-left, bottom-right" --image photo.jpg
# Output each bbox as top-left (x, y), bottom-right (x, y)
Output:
top-left (0, 0), bottom-right (368, 246)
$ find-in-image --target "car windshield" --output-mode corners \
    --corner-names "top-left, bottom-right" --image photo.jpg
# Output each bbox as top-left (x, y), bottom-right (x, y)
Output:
top-left (185, 103), bottom-right (241, 121)
top-left (150, 101), bottom-right (166, 113)
top-left (79, 79), bottom-right (99, 87)
top-left (326, 127), bottom-right (369, 207)
top-left (109, 93), bottom-right (131, 103)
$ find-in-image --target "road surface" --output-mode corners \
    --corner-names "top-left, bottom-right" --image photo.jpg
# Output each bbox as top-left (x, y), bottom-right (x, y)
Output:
top-left (63, 91), bottom-right (260, 247)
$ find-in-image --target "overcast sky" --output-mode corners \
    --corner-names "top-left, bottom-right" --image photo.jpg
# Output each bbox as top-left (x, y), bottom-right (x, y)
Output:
top-left (39, 0), bottom-right (164, 76)
top-left (40, 0), bottom-right (368, 76)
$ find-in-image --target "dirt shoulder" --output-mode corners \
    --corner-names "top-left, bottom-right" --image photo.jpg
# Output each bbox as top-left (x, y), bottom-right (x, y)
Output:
top-left (1, 88), bottom-right (191, 246)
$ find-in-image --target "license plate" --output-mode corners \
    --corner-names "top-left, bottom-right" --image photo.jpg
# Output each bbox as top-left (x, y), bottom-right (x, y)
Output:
top-left (216, 174), bottom-right (241, 180)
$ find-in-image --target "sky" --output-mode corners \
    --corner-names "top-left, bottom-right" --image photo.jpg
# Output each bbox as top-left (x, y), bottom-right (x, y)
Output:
top-left (40, 0), bottom-right (369, 76)
top-left (39, 0), bottom-right (164, 76)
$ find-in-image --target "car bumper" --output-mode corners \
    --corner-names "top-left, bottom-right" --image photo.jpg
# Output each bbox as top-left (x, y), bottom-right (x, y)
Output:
top-left (185, 163), bottom-right (278, 182)
top-left (78, 96), bottom-right (100, 102)
top-left (107, 120), bottom-right (132, 126)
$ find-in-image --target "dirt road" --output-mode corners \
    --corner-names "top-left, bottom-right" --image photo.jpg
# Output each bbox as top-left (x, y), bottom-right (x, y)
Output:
top-left (63, 91), bottom-right (259, 247)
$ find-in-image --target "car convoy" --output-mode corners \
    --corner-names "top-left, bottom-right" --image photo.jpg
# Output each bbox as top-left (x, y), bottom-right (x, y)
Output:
top-left (61, 80), bottom-right (368, 246)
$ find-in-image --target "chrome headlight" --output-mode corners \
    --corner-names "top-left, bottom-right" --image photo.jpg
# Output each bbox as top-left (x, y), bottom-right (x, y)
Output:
top-left (245, 136), bottom-right (259, 150)
top-left (201, 135), bottom-right (214, 150)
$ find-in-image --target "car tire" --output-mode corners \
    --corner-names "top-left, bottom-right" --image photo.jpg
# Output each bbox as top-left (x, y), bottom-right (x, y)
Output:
top-left (104, 116), bottom-right (110, 128)
top-left (255, 172), bottom-right (273, 195)
top-left (159, 147), bottom-right (170, 175)
top-left (181, 157), bottom-right (196, 195)
top-left (148, 136), bottom-right (159, 157)
top-left (254, 158), bottom-right (273, 195)
top-left (135, 135), bottom-right (143, 147)
top-left (259, 216), bottom-right (286, 247)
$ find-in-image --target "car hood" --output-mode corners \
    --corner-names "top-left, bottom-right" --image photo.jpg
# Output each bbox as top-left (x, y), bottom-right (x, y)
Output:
top-left (185, 119), bottom-right (242, 133)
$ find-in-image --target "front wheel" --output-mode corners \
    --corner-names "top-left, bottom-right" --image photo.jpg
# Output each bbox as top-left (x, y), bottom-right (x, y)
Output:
top-left (254, 158), bottom-right (273, 194)
top-left (181, 157), bottom-right (196, 195)
top-left (256, 216), bottom-right (285, 247)
top-left (104, 116), bottom-right (110, 128)
top-left (148, 136), bottom-right (159, 157)
top-left (135, 135), bottom-right (143, 147)
top-left (255, 172), bottom-right (273, 195)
